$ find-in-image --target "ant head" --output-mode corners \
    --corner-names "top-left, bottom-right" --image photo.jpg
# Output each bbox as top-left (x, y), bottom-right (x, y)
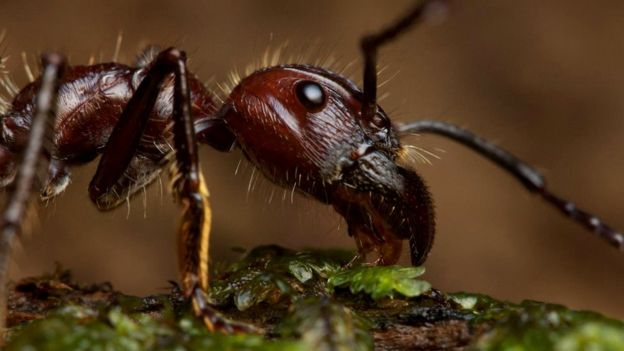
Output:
top-left (220, 65), bottom-right (401, 196)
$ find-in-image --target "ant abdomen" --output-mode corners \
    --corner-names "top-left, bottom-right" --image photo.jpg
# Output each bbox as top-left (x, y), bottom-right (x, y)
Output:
top-left (0, 57), bottom-right (217, 206)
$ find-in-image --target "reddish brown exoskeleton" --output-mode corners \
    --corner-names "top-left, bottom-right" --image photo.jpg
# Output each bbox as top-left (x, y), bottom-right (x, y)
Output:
top-left (0, 0), bottom-right (621, 333)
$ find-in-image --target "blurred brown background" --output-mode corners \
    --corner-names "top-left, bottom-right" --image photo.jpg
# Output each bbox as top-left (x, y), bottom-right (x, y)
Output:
top-left (0, 0), bottom-right (622, 318)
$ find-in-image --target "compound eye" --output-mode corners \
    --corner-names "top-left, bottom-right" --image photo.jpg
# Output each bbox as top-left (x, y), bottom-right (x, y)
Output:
top-left (295, 81), bottom-right (326, 111)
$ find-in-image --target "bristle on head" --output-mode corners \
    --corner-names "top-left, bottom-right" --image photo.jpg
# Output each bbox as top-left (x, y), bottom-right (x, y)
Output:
top-left (397, 144), bottom-right (443, 166)
top-left (211, 40), bottom-right (361, 103)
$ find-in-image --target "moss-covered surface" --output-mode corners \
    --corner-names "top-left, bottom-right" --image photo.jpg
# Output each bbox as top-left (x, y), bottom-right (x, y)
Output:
top-left (4, 246), bottom-right (624, 350)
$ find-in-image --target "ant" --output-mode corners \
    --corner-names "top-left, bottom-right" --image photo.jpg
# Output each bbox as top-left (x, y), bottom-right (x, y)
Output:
top-left (0, 0), bottom-right (621, 333)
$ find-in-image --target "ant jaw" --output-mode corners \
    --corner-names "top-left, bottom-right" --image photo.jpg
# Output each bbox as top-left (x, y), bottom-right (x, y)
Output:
top-left (332, 150), bottom-right (435, 266)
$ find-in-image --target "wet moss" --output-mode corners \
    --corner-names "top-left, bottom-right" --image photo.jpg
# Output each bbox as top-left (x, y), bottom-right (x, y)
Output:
top-left (328, 265), bottom-right (431, 300)
top-left (450, 293), bottom-right (624, 351)
top-left (277, 296), bottom-right (372, 351)
top-left (5, 246), bottom-right (624, 350)
top-left (7, 306), bottom-right (304, 351)
top-left (210, 245), bottom-right (344, 311)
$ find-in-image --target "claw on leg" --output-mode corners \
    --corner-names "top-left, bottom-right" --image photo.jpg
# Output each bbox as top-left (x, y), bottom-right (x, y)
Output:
top-left (189, 283), bottom-right (259, 333)
top-left (40, 158), bottom-right (71, 201)
top-left (176, 174), bottom-right (257, 333)
top-left (344, 228), bottom-right (403, 268)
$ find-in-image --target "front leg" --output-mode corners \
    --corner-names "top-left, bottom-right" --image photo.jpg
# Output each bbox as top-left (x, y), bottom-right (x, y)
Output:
top-left (88, 48), bottom-right (249, 332)
top-left (167, 49), bottom-right (255, 333)
top-left (343, 210), bottom-right (415, 268)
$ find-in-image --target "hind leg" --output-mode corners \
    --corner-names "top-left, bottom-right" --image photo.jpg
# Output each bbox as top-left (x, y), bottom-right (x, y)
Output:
top-left (0, 53), bottom-right (66, 336)
top-left (0, 145), bottom-right (16, 188)
top-left (40, 158), bottom-right (71, 201)
top-left (89, 153), bottom-right (163, 210)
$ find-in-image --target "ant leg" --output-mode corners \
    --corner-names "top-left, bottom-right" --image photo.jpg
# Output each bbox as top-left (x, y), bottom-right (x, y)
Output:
top-left (346, 214), bottom-right (406, 267)
top-left (40, 158), bottom-right (71, 200)
top-left (397, 120), bottom-right (624, 249)
top-left (88, 48), bottom-right (250, 332)
top-left (87, 48), bottom-right (178, 209)
top-left (166, 50), bottom-right (220, 330)
top-left (360, 0), bottom-right (445, 120)
top-left (0, 146), bottom-right (16, 188)
top-left (0, 53), bottom-right (66, 332)
top-left (343, 225), bottom-right (377, 268)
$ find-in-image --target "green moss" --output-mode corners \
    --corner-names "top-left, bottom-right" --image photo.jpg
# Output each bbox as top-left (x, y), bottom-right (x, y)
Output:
top-left (210, 246), bottom-right (346, 311)
top-left (278, 297), bottom-right (372, 351)
top-left (7, 305), bottom-right (303, 351)
top-left (328, 265), bottom-right (431, 300)
top-left (6, 246), bottom-right (624, 350)
top-left (450, 293), bottom-right (624, 351)
top-left (555, 322), bottom-right (624, 351)
top-left (450, 292), bottom-right (519, 322)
